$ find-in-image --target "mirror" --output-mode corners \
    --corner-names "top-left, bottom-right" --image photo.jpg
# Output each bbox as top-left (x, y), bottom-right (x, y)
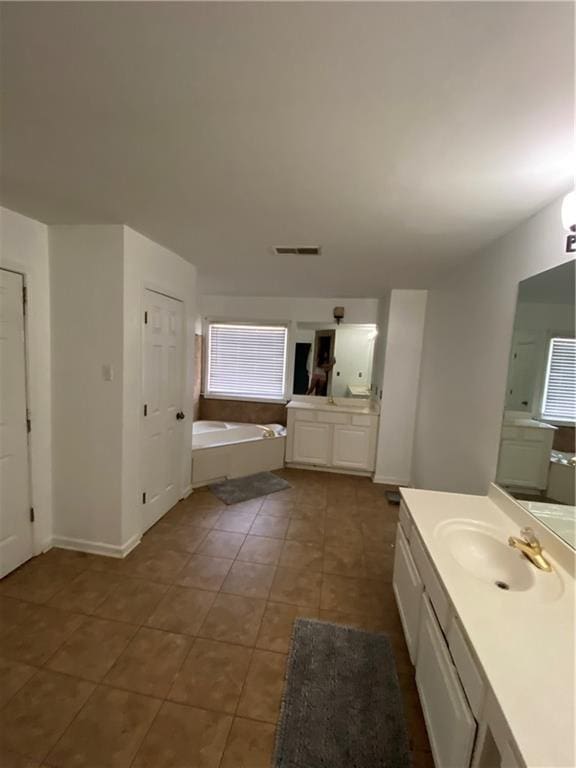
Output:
top-left (292, 323), bottom-right (377, 398)
top-left (496, 260), bottom-right (575, 548)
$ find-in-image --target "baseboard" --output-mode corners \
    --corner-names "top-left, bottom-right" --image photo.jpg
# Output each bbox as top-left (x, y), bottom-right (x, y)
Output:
top-left (373, 475), bottom-right (412, 487)
top-left (181, 484), bottom-right (193, 499)
top-left (285, 462), bottom-right (372, 478)
top-left (50, 532), bottom-right (141, 559)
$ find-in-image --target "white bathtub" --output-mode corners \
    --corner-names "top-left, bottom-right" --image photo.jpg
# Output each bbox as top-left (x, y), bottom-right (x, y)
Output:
top-left (191, 420), bottom-right (286, 488)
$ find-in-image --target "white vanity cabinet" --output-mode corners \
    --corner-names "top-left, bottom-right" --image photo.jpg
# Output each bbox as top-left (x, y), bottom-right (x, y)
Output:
top-left (416, 595), bottom-right (477, 768)
top-left (496, 420), bottom-right (555, 490)
top-left (392, 525), bottom-right (423, 662)
top-left (286, 400), bottom-right (378, 474)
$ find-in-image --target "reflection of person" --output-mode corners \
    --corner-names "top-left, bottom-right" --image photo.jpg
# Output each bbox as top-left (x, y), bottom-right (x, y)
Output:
top-left (307, 350), bottom-right (336, 396)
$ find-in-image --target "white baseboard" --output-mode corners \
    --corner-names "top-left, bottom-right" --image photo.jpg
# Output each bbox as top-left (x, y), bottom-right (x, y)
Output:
top-left (285, 462), bottom-right (372, 478)
top-left (50, 532), bottom-right (141, 559)
top-left (181, 484), bottom-right (193, 499)
top-left (373, 475), bottom-right (412, 487)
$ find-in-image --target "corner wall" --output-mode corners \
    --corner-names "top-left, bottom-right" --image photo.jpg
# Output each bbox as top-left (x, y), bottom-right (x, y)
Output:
top-left (0, 207), bottom-right (52, 552)
top-left (50, 226), bottom-right (125, 551)
top-left (373, 290), bottom-right (428, 486)
top-left (412, 196), bottom-right (572, 495)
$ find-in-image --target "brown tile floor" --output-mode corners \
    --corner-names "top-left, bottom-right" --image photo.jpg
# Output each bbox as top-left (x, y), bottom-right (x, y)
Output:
top-left (0, 469), bottom-right (433, 768)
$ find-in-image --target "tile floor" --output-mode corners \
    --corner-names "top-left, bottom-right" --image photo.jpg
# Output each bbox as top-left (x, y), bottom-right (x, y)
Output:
top-left (0, 469), bottom-right (433, 768)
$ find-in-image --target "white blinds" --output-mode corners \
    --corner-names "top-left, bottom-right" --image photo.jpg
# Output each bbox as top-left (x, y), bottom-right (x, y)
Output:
top-left (541, 337), bottom-right (576, 422)
top-left (206, 323), bottom-right (288, 401)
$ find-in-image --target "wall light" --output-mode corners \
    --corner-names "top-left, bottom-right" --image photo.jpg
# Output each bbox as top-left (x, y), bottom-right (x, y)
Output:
top-left (561, 189), bottom-right (576, 231)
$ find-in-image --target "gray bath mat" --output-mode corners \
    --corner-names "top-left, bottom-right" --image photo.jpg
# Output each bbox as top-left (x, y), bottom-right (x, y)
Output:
top-left (209, 471), bottom-right (291, 505)
top-left (274, 618), bottom-right (410, 768)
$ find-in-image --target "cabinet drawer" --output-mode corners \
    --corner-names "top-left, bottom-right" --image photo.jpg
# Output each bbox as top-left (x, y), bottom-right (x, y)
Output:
top-left (320, 411), bottom-right (349, 425)
top-left (399, 500), bottom-right (411, 540)
top-left (351, 414), bottom-right (372, 427)
top-left (448, 616), bottom-right (486, 719)
top-left (293, 410), bottom-right (316, 422)
top-left (410, 531), bottom-right (451, 632)
top-left (416, 595), bottom-right (476, 768)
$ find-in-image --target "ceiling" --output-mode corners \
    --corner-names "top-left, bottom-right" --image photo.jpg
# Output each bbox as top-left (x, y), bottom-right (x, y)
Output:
top-left (0, 2), bottom-right (573, 297)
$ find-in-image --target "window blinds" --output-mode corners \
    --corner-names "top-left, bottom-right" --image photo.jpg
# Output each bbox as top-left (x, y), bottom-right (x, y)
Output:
top-left (541, 337), bottom-right (576, 422)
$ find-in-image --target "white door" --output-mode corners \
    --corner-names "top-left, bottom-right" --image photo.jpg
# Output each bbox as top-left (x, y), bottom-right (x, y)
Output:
top-left (332, 424), bottom-right (371, 469)
top-left (142, 289), bottom-right (185, 532)
top-left (416, 595), bottom-right (476, 768)
top-left (393, 526), bottom-right (423, 663)
top-left (0, 270), bottom-right (33, 577)
top-left (292, 422), bottom-right (330, 465)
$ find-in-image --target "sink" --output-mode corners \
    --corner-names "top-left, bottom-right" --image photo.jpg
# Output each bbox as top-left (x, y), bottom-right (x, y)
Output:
top-left (435, 520), bottom-right (564, 602)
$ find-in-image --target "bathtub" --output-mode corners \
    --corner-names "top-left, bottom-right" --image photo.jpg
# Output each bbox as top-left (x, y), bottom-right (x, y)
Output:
top-left (191, 420), bottom-right (286, 488)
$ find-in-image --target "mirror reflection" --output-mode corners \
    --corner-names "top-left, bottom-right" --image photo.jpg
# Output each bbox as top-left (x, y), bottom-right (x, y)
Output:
top-left (496, 261), bottom-right (575, 548)
top-left (292, 323), bottom-right (377, 398)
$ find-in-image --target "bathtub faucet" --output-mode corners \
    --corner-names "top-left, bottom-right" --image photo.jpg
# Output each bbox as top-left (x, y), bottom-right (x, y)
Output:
top-left (260, 426), bottom-right (276, 439)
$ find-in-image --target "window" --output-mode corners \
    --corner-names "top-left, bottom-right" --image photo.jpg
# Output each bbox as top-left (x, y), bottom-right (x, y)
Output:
top-left (206, 322), bottom-right (288, 401)
top-left (541, 337), bottom-right (576, 422)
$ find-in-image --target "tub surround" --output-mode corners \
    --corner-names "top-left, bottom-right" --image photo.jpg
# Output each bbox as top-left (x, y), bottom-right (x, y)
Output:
top-left (286, 397), bottom-right (379, 474)
top-left (199, 395), bottom-right (287, 427)
top-left (395, 483), bottom-right (574, 768)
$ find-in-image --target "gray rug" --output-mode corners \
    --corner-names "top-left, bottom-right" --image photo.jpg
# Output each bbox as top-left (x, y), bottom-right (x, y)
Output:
top-left (274, 619), bottom-right (410, 768)
top-left (209, 471), bottom-right (292, 505)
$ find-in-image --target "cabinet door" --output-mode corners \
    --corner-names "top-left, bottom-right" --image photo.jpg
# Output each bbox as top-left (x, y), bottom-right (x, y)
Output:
top-left (332, 424), bottom-right (371, 469)
top-left (416, 595), bottom-right (476, 768)
top-left (292, 422), bottom-right (331, 465)
top-left (392, 527), bottom-right (423, 663)
top-left (496, 439), bottom-right (549, 489)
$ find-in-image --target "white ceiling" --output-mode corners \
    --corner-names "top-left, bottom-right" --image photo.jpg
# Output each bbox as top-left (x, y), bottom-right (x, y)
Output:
top-left (1, 2), bottom-right (573, 296)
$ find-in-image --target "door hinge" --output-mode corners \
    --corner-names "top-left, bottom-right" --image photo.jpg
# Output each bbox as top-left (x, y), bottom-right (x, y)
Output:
top-left (144, 311), bottom-right (148, 325)
top-left (22, 285), bottom-right (27, 314)
top-left (30, 507), bottom-right (35, 523)
top-left (142, 492), bottom-right (147, 504)
top-left (26, 410), bottom-right (31, 433)
top-left (143, 404), bottom-right (148, 417)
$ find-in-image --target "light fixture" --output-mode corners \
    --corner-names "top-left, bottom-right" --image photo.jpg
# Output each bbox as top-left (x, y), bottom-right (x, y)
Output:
top-left (333, 306), bottom-right (345, 324)
top-left (561, 190), bottom-right (576, 231)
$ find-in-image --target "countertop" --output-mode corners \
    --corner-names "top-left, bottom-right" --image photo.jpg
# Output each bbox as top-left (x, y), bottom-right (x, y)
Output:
top-left (286, 397), bottom-right (379, 416)
top-left (401, 486), bottom-right (575, 768)
top-left (503, 417), bottom-right (557, 430)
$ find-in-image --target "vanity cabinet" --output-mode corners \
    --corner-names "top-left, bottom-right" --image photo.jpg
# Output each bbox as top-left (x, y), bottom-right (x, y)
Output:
top-left (392, 526), bottom-right (423, 662)
top-left (416, 595), bottom-right (477, 768)
top-left (286, 401), bottom-right (378, 474)
top-left (496, 422), bottom-right (555, 490)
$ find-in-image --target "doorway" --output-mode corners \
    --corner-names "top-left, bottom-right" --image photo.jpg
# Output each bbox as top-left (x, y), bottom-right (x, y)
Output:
top-left (312, 329), bottom-right (336, 396)
top-left (0, 269), bottom-right (33, 577)
top-left (141, 289), bottom-right (185, 532)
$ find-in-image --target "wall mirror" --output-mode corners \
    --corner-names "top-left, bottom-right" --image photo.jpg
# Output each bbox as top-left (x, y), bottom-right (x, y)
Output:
top-left (292, 322), bottom-right (377, 398)
top-left (496, 260), bottom-right (575, 548)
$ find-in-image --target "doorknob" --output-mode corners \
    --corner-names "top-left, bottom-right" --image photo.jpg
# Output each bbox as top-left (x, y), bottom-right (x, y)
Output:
top-left (176, 411), bottom-right (185, 420)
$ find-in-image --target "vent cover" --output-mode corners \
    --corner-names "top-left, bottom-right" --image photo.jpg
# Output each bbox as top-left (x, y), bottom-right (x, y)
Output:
top-left (273, 246), bottom-right (322, 256)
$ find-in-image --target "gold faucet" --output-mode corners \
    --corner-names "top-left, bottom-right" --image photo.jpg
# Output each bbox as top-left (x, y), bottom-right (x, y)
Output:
top-left (508, 527), bottom-right (552, 572)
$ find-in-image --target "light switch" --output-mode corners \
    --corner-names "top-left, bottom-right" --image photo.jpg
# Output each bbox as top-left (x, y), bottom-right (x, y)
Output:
top-left (102, 364), bottom-right (114, 381)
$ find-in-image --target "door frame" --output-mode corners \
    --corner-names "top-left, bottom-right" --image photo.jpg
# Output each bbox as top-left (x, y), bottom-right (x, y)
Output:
top-left (139, 283), bottom-right (189, 532)
top-left (0, 266), bottom-right (35, 562)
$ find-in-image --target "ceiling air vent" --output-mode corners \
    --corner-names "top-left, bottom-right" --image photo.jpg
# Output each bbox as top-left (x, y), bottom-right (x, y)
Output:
top-left (273, 246), bottom-right (322, 256)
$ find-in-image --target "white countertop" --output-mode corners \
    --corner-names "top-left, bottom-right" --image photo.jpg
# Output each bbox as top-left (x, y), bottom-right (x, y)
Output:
top-left (287, 397), bottom-right (379, 416)
top-left (503, 417), bottom-right (557, 430)
top-left (401, 487), bottom-right (575, 768)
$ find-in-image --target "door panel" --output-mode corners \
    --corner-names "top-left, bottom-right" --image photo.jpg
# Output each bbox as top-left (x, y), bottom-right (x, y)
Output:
top-left (393, 527), bottom-right (423, 663)
top-left (0, 270), bottom-right (33, 577)
top-left (142, 290), bottom-right (184, 531)
top-left (416, 595), bottom-right (476, 768)
top-left (293, 422), bottom-right (330, 465)
top-left (332, 425), bottom-right (370, 469)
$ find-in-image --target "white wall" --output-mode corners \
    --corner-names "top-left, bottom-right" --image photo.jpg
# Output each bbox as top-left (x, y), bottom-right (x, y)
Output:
top-left (0, 207), bottom-right (52, 552)
top-left (370, 294), bottom-right (391, 398)
top-left (50, 226), bottom-right (125, 551)
top-left (199, 296), bottom-right (379, 325)
top-left (122, 227), bottom-right (197, 547)
top-left (412, 196), bottom-right (572, 495)
top-left (374, 290), bottom-right (428, 485)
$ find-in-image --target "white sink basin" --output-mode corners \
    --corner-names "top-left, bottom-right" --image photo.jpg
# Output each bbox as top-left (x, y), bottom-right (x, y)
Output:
top-left (435, 520), bottom-right (564, 602)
